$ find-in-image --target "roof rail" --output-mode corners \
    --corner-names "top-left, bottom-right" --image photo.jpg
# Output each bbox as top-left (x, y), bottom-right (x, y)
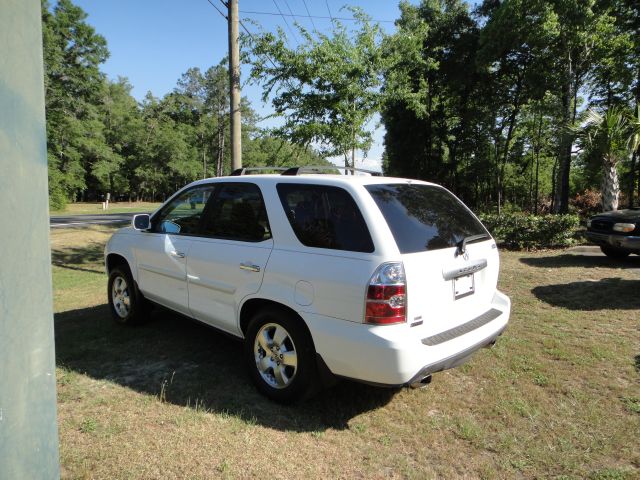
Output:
top-left (229, 167), bottom-right (288, 176)
top-left (281, 165), bottom-right (382, 176)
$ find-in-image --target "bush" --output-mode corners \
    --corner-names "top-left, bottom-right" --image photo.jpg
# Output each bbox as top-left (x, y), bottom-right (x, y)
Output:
top-left (571, 190), bottom-right (601, 216)
top-left (479, 213), bottom-right (581, 250)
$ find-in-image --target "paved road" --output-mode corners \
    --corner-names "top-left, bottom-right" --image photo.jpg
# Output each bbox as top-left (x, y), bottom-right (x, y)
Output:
top-left (50, 212), bottom-right (145, 228)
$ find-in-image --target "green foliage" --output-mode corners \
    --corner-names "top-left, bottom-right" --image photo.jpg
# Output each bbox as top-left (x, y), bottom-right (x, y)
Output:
top-left (42, 1), bottom-right (328, 204)
top-left (382, 0), bottom-right (640, 213)
top-left (479, 213), bottom-right (581, 250)
top-left (245, 7), bottom-right (386, 167)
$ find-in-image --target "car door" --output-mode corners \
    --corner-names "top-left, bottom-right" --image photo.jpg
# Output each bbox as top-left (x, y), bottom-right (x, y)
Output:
top-left (134, 185), bottom-right (215, 315)
top-left (186, 182), bottom-right (273, 336)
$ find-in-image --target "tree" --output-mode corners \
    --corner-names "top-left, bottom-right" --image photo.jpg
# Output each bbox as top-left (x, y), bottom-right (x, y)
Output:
top-left (245, 8), bottom-right (386, 168)
top-left (42, 0), bottom-right (110, 207)
top-left (580, 107), bottom-right (630, 211)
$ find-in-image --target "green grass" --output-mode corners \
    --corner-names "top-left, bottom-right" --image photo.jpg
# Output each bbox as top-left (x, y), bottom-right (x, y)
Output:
top-left (52, 226), bottom-right (640, 478)
top-left (50, 201), bottom-right (161, 216)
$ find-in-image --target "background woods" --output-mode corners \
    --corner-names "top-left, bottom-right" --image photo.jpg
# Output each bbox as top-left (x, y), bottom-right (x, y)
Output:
top-left (43, 0), bottom-right (640, 215)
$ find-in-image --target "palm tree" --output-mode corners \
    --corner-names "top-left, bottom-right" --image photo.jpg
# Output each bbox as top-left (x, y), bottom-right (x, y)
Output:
top-left (581, 107), bottom-right (629, 211)
top-left (627, 106), bottom-right (640, 208)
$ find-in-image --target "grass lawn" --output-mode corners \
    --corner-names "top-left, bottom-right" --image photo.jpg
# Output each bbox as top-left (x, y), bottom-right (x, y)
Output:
top-left (50, 202), bottom-right (162, 216)
top-left (52, 226), bottom-right (640, 479)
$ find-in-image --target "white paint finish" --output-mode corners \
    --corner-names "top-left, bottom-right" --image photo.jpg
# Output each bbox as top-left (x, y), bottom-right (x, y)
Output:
top-left (401, 240), bottom-right (500, 339)
top-left (305, 291), bottom-right (510, 384)
top-left (105, 174), bottom-right (512, 386)
top-left (133, 233), bottom-right (192, 315)
top-left (186, 237), bottom-right (273, 335)
top-left (294, 280), bottom-right (314, 306)
top-left (261, 248), bottom-right (377, 323)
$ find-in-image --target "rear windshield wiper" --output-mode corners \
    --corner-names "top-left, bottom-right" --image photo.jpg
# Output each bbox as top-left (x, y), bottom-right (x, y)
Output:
top-left (456, 233), bottom-right (490, 256)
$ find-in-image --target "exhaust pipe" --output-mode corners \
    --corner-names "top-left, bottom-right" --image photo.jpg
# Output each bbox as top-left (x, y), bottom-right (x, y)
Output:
top-left (410, 374), bottom-right (432, 389)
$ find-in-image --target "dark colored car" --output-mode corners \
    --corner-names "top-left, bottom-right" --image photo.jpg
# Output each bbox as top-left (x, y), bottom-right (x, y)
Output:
top-left (585, 208), bottom-right (640, 258)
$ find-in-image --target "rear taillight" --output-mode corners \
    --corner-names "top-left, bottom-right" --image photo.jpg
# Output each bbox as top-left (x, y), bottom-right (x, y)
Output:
top-left (365, 262), bottom-right (406, 325)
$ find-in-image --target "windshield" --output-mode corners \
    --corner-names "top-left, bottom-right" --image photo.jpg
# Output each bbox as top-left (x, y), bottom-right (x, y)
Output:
top-left (365, 184), bottom-right (489, 254)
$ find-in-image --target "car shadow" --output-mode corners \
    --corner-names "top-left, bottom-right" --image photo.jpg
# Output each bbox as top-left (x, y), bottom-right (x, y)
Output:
top-left (635, 355), bottom-right (640, 373)
top-left (54, 305), bottom-right (397, 432)
top-left (519, 254), bottom-right (640, 269)
top-left (531, 278), bottom-right (640, 311)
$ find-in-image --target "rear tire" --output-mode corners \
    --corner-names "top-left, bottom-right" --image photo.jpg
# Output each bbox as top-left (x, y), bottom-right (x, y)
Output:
top-left (107, 265), bottom-right (148, 324)
top-left (600, 246), bottom-right (630, 259)
top-left (244, 307), bottom-right (318, 403)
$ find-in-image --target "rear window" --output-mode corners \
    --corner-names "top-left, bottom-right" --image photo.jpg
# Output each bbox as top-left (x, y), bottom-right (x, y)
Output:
top-left (365, 184), bottom-right (488, 254)
top-left (277, 183), bottom-right (374, 253)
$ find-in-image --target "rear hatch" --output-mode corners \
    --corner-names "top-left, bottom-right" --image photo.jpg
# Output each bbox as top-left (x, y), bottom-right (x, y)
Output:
top-left (366, 183), bottom-right (500, 336)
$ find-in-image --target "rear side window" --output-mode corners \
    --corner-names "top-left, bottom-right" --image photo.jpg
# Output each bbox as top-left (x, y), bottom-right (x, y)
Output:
top-left (365, 184), bottom-right (488, 254)
top-left (200, 183), bottom-right (271, 242)
top-left (277, 183), bottom-right (374, 253)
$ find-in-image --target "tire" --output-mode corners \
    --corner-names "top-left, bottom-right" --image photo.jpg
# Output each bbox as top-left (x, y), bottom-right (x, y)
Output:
top-left (107, 265), bottom-right (148, 324)
top-left (244, 307), bottom-right (318, 403)
top-left (600, 246), bottom-right (631, 259)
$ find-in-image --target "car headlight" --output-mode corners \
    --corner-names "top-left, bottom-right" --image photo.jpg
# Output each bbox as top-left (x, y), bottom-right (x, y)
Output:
top-left (613, 223), bottom-right (635, 233)
top-left (586, 219), bottom-right (592, 228)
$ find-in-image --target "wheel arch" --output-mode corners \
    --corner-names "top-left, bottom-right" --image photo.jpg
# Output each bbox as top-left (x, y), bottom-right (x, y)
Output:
top-left (106, 253), bottom-right (132, 275)
top-left (239, 298), bottom-right (315, 348)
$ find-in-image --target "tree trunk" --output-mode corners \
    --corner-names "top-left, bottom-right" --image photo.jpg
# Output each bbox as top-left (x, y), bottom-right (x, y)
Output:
top-left (629, 150), bottom-right (637, 208)
top-left (601, 156), bottom-right (619, 211)
top-left (553, 49), bottom-right (574, 214)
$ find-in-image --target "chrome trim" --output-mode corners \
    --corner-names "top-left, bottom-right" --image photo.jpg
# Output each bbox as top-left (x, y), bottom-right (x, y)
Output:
top-left (239, 263), bottom-right (261, 273)
top-left (442, 259), bottom-right (488, 281)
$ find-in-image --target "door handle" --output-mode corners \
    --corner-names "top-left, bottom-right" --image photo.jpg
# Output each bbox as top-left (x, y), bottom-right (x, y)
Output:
top-left (170, 251), bottom-right (186, 258)
top-left (239, 263), bottom-right (260, 273)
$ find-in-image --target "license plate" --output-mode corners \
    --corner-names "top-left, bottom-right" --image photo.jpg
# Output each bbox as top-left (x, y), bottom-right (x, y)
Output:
top-left (453, 274), bottom-right (474, 299)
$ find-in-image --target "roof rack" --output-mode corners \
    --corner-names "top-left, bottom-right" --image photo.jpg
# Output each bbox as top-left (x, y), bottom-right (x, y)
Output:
top-left (229, 167), bottom-right (288, 176)
top-left (281, 165), bottom-right (382, 176)
top-left (229, 165), bottom-right (383, 176)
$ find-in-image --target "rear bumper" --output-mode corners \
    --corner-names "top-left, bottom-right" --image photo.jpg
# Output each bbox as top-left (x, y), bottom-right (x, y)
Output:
top-left (305, 290), bottom-right (511, 386)
top-left (585, 231), bottom-right (640, 251)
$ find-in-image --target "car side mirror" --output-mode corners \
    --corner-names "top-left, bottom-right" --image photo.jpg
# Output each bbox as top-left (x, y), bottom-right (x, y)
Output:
top-left (132, 214), bottom-right (150, 230)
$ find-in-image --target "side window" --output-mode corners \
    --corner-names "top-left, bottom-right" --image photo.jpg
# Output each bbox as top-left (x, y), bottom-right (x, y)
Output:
top-left (276, 183), bottom-right (374, 253)
top-left (152, 185), bottom-right (215, 235)
top-left (200, 183), bottom-right (271, 242)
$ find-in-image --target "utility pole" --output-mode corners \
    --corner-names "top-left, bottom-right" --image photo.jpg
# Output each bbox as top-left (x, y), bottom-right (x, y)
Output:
top-left (228, 0), bottom-right (242, 170)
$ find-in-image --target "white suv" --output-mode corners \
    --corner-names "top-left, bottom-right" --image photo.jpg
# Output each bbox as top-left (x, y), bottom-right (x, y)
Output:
top-left (105, 169), bottom-right (510, 402)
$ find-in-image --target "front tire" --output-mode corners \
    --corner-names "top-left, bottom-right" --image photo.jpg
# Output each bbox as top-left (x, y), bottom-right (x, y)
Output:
top-left (244, 307), bottom-right (318, 403)
top-left (107, 265), bottom-right (148, 324)
top-left (600, 246), bottom-right (630, 259)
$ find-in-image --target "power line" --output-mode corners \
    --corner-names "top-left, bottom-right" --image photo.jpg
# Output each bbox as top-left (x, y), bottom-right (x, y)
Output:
top-left (325, 0), bottom-right (333, 22)
top-left (206, 0), bottom-right (227, 20)
top-left (300, 0), bottom-right (318, 32)
top-left (271, 0), bottom-right (299, 46)
top-left (239, 9), bottom-right (394, 23)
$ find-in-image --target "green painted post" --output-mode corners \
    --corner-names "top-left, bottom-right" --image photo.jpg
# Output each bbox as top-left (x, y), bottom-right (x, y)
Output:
top-left (0, 1), bottom-right (61, 478)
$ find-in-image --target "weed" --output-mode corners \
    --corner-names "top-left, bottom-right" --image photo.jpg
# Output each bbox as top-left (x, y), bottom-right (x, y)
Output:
top-left (620, 397), bottom-right (640, 414)
top-left (79, 418), bottom-right (98, 434)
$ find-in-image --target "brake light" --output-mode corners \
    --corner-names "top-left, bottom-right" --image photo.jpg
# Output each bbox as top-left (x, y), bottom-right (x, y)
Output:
top-left (365, 262), bottom-right (406, 325)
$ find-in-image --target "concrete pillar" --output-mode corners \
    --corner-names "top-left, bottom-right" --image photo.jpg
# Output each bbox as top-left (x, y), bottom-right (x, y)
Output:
top-left (0, 0), bottom-right (61, 478)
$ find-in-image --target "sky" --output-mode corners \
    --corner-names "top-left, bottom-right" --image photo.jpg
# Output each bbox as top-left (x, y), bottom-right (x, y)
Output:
top-left (72, 1), bottom-right (414, 171)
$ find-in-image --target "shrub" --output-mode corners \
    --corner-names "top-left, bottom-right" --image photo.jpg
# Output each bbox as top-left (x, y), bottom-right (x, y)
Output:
top-left (571, 190), bottom-right (601, 216)
top-left (479, 213), bottom-right (581, 250)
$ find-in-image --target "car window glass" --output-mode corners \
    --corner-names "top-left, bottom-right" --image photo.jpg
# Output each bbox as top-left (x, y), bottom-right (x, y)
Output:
top-left (365, 184), bottom-right (488, 254)
top-left (152, 185), bottom-right (215, 235)
top-left (277, 183), bottom-right (374, 253)
top-left (201, 183), bottom-right (271, 242)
